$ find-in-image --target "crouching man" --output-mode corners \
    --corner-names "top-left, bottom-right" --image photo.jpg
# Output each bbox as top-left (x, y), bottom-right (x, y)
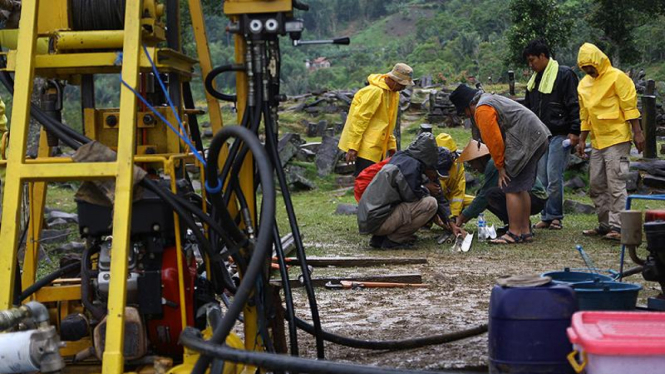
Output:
top-left (357, 133), bottom-right (458, 249)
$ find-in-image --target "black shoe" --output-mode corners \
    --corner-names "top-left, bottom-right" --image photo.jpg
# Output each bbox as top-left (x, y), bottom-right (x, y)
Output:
top-left (381, 238), bottom-right (414, 249)
top-left (496, 225), bottom-right (509, 236)
top-left (369, 235), bottom-right (386, 248)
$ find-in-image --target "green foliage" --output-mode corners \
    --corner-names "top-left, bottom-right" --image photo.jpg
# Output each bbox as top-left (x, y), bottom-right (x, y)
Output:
top-left (505, 0), bottom-right (573, 66)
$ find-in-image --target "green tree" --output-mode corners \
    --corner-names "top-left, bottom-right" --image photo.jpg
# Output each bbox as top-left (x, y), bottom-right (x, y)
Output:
top-left (505, 0), bottom-right (573, 66)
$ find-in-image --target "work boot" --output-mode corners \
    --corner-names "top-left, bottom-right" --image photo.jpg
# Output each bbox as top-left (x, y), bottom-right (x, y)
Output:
top-left (381, 238), bottom-right (414, 249)
top-left (369, 235), bottom-right (386, 248)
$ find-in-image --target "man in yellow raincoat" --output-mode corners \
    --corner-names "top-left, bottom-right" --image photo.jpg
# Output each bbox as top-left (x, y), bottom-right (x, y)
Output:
top-left (338, 63), bottom-right (414, 176)
top-left (576, 43), bottom-right (645, 241)
top-left (435, 133), bottom-right (473, 219)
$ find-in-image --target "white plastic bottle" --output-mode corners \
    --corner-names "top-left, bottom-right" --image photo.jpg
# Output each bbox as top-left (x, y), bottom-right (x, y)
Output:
top-left (477, 213), bottom-right (487, 241)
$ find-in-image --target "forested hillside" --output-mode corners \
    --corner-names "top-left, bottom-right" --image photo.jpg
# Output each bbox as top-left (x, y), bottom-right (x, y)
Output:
top-left (190, 0), bottom-right (665, 97)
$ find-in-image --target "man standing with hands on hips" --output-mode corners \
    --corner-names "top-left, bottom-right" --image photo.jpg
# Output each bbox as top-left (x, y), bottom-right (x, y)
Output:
top-left (338, 63), bottom-right (414, 176)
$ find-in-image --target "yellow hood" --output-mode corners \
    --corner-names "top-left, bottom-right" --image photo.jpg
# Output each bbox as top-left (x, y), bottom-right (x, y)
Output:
top-left (367, 74), bottom-right (391, 91)
top-left (577, 43), bottom-right (612, 77)
top-left (436, 133), bottom-right (458, 152)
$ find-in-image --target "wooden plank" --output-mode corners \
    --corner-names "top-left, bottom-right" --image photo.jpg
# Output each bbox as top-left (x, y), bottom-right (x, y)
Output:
top-left (270, 273), bottom-right (423, 288)
top-left (284, 256), bottom-right (428, 267)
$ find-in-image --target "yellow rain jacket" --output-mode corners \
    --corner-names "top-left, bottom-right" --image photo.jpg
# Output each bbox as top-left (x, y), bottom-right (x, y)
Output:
top-left (577, 43), bottom-right (640, 150)
top-left (0, 98), bottom-right (6, 134)
top-left (338, 74), bottom-right (398, 163)
top-left (435, 133), bottom-right (473, 217)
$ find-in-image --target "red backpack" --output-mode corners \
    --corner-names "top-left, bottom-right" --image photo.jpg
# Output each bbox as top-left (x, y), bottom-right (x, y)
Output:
top-left (354, 158), bottom-right (390, 202)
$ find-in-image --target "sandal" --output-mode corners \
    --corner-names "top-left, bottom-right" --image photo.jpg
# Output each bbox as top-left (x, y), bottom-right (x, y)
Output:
top-left (548, 219), bottom-right (563, 230)
top-left (490, 231), bottom-right (522, 245)
top-left (582, 227), bottom-right (609, 237)
top-left (521, 232), bottom-right (535, 243)
top-left (534, 221), bottom-right (551, 229)
top-left (603, 230), bottom-right (621, 241)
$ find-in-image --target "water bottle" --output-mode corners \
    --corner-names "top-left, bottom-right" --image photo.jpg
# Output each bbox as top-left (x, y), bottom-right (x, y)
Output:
top-left (562, 138), bottom-right (572, 148)
top-left (478, 213), bottom-right (487, 241)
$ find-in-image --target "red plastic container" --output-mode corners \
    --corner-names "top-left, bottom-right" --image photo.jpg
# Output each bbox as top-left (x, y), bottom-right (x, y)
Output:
top-left (567, 311), bottom-right (665, 374)
top-left (645, 209), bottom-right (665, 222)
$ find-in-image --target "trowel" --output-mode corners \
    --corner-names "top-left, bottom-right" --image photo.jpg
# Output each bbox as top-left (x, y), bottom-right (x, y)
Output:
top-left (452, 232), bottom-right (474, 252)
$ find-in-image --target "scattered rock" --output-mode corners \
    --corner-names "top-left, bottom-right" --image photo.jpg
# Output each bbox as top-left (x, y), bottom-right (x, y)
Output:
top-left (284, 165), bottom-right (316, 191)
top-left (315, 135), bottom-right (341, 177)
top-left (295, 148), bottom-right (316, 162)
top-left (46, 210), bottom-right (79, 224)
top-left (335, 162), bottom-right (355, 175)
top-left (564, 176), bottom-right (586, 190)
top-left (203, 129), bottom-right (213, 138)
top-left (278, 133), bottom-right (305, 167)
top-left (464, 172), bottom-right (478, 188)
top-left (48, 218), bottom-right (71, 229)
top-left (201, 122), bottom-right (211, 128)
top-left (53, 241), bottom-right (86, 254)
top-left (334, 203), bottom-right (358, 216)
top-left (626, 171), bottom-right (640, 192)
top-left (335, 175), bottom-right (355, 188)
top-left (643, 174), bottom-right (665, 190)
top-left (564, 200), bottom-right (595, 215)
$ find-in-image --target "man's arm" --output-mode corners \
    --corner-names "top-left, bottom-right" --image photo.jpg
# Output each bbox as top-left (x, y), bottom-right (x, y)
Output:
top-left (576, 92), bottom-right (590, 157)
top-left (615, 73), bottom-right (644, 153)
top-left (458, 162), bottom-right (498, 225)
top-left (562, 69), bottom-right (581, 143)
top-left (474, 106), bottom-right (509, 187)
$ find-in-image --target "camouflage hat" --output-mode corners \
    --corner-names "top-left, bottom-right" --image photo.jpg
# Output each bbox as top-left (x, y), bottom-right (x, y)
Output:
top-left (386, 63), bottom-right (415, 86)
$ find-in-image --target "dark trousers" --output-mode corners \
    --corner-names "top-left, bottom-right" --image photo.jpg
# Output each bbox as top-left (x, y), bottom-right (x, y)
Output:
top-left (485, 187), bottom-right (547, 224)
top-left (354, 157), bottom-right (375, 177)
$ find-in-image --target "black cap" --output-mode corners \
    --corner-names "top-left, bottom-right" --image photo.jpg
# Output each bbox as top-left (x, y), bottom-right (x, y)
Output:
top-left (449, 84), bottom-right (479, 115)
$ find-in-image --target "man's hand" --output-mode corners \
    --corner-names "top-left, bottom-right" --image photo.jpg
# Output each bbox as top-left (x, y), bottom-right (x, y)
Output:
top-left (633, 130), bottom-right (645, 154)
top-left (450, 222), bottom-right (467, 237)
top-left (388, 149), bottom-right (396, 157)
top-left (456, 214), bottom-right (467, 227)
top-left (568, 134), bottom-right (580, 147)
top-left (576, 140), bottom-right (587, 158)
top-left (425, 182), bottom-right (442, 197)
top-left (433, 215), bottom-right (446, 228)
top-left (498, 168), bottom-right (511, 189)
top-left (345, 149), bottom-right (358, 164)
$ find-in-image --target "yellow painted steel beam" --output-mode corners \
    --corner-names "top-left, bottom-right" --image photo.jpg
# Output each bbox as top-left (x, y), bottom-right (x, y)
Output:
top-left (224, 0), bottom-right (291, 14)
top-left (52, 30), bottom-right (125, 51)
top-left (187, 0), bottom-right (224, 134)
top-left (4, 48), bottom-right (196, 77)
top-left (101, 0), bottom-right (142, 372)
top-left (34, 285), bottom-right (82, 303)
top-left (0, 29), bottom-right (49, 54)
top-left (21, 130), bottom-right (51, 295)
top-left (19, 162), bottom-right (117, 181)
top-left (0, 0), bottom-right (40, 310)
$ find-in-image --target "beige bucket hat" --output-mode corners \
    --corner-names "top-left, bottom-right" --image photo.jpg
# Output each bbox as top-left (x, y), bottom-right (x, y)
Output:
top-left (458, 139), bottom-right (490, 162)
top-left (386, 63), bottom-right (415, 86)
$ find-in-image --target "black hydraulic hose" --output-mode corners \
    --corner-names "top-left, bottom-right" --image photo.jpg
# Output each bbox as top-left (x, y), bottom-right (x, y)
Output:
top-left (192, 125), bottom-right (275, 374)
top-left (204, 64), bottom-right (244, 102)
top-left (181, 328), bottom-right (451, 374)
top-left (272, 222), bottom-right (299, 356)
top-left (81, 245), bottom-right (106, 321)
top-left (295, 317), bottom-right (488, 351)
top-left (263, 103), bottom-right (325, 359)
top-left (19, 262), bottom-right (80, 302)
top-left (182, 81), bottom-right (205, 155)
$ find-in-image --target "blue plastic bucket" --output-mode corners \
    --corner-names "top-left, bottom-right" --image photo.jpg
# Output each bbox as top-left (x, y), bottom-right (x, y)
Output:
top-left (571, 281), bottom-right (642, 311)
top-left (541, 270), bottom-right (613, 285)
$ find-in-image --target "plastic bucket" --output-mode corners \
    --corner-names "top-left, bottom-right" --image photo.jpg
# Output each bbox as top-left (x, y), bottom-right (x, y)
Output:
top-left (571, 281), bottom-right (641, 311)
top-left (542, 270), bottom-right (614, 285)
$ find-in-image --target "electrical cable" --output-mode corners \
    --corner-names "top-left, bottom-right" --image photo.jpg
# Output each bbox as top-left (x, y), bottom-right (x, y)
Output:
top-left (182, 81), bottom-right (205, 155)
top-left (81, 245), bottom-right (106, 321)
top-left (272, 222), bottom-right (299, 356)
top-left (18, 262), bottom-right (80, 302)
top-left (192, 125), bottom-right (275, 374)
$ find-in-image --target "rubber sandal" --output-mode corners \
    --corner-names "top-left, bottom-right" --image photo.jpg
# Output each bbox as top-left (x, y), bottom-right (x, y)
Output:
top-left (603, 231), bottom-right (621, 241)
top-left (549, 220), bottom-right (563, 230)
top-left (582, 227), bottom-right (608, 237)
top-left (521, 232), bottom-right (535, 243)
top-left (490, 231), bottom-right (522, 245)
top-left (534, 221), bottom-right (551, 229)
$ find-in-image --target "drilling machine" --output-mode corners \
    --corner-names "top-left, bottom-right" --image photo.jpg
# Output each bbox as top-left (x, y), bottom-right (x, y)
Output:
top-left (622, 209), bottom-right (665, 311)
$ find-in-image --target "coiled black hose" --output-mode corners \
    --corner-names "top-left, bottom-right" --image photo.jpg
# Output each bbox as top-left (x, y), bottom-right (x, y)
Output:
top-left (70, 0), bottom-right (126, 31)
top-left (204, 64), bottom-right (245, 102)
top-left (192, 125), bottom-right (275, 374)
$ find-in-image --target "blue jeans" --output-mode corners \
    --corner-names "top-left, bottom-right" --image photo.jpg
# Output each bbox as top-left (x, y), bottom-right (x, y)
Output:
top-left (537, 135), bottom-right (570, 222)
